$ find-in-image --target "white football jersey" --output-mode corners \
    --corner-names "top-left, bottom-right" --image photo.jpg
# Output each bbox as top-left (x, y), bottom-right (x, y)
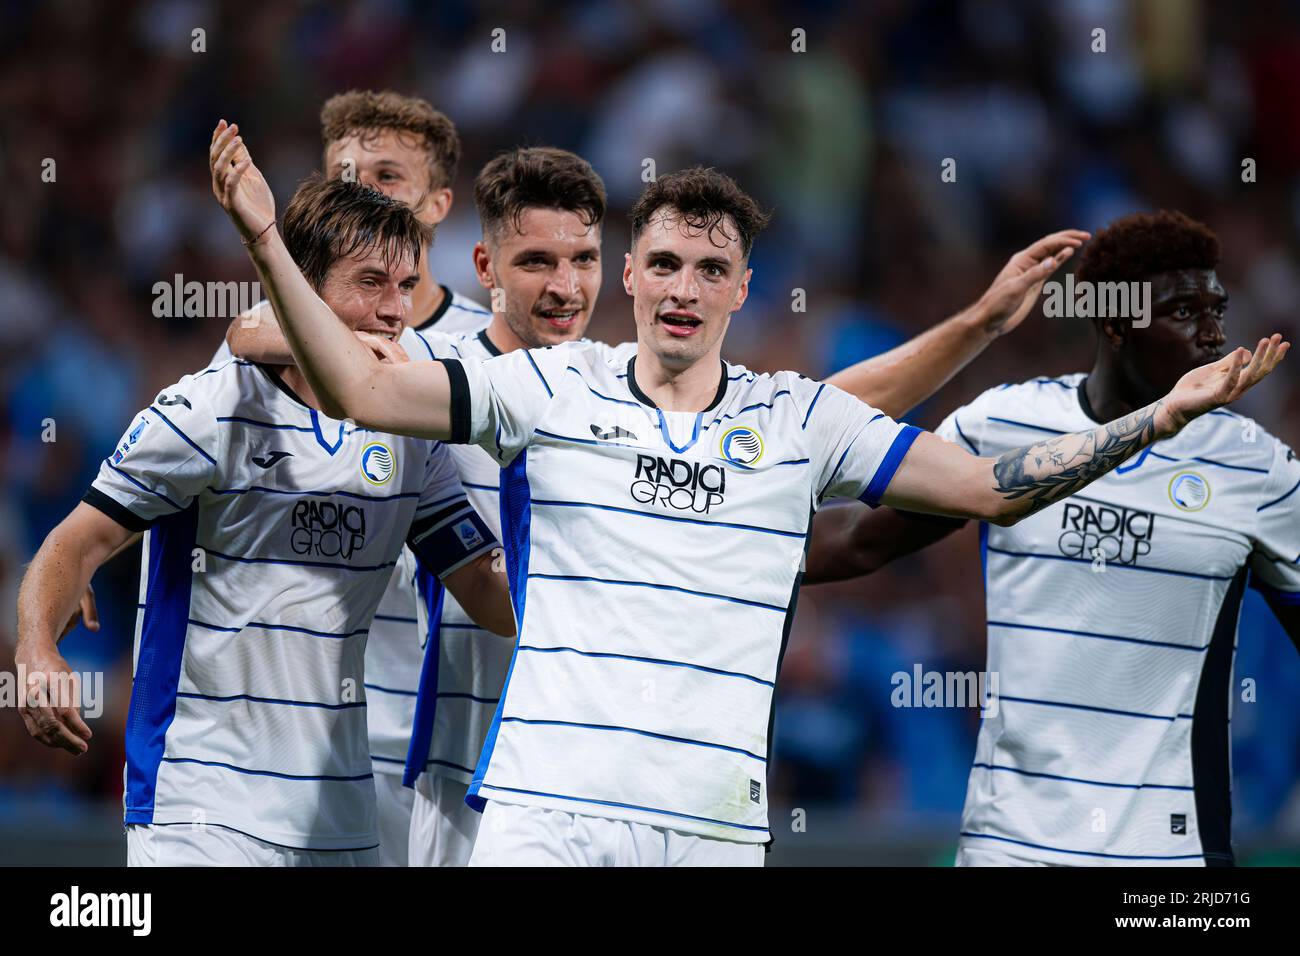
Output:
top-left (399, 327), bottom-right (637, 788)
top-left (443, 341), bottom-right (918, 842)
top-left (88, 358), bottom-right (493, 851)
top-left (936, 373), bottom-right (1300, 866)
top-left (364, 288), bottom-right (492, 776)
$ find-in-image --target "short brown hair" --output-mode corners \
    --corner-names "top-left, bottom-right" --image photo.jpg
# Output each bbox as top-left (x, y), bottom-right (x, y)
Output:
top-left (320, 89), bottom-right (460, 191)
top-left (474, 147), bottom-right (606, 242)
top-left (282, 174), bottom-right (432, 290)
top-left (1076, 210), bottom-right (1220, 286)
top-left (629, 167), bottom-right (771, 258)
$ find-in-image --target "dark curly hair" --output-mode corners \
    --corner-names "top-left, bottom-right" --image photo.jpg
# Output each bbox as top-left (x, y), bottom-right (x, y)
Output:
top-left (1075, 210), bottom-right (1220, 286)
top-left (474, 146), bottom-right (606, 242)
top-left (629, 167), bottom-right (772, 258)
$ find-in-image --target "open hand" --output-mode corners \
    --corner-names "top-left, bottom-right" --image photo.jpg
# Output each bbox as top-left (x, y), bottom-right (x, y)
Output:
top-left (210, 119), bottom-right (276, 244)
top-left (976, 230), bottom-right (1091, 337)
top-left (1160, 335), bottom-right (1290, 432)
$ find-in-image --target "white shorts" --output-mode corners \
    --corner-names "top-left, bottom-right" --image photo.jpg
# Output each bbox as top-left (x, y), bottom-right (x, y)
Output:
top-left (468, 801), bottom-right (766, 867)
top-left (408, 774), bottom-right (481, 867)
top-left (126, 824), bottom-right (379, 867)
top-left (374, 772), bottom-right (415, 867)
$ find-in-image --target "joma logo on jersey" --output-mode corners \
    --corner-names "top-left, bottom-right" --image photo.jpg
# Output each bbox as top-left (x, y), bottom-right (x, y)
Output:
top-left (630, 454), bottom-right (726, 514)
top-left (290, 500), bottom-right (367, 559)
top-left (1057, 501), bottom-right (1156, 565)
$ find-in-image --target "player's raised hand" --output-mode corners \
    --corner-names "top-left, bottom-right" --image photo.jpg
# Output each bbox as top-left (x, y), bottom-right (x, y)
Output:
top-left (15, 642), bottom-right (93, 756)
top-left (1159, 334), bottom-right (1290, 432)
top-left (975, 229), bottom-right (1091, 337)
top-left (210, 119), bottom-right (276, 244)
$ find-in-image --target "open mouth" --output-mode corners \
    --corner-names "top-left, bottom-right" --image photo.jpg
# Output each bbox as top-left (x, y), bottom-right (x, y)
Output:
top-left (537, 308), bottom-right (580, 329)
top-left (658, 312), bottom-right (702, 337)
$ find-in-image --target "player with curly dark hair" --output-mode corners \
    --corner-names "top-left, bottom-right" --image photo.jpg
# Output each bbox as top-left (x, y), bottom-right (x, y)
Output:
top-left (806, 210), bottom-right (1300, 867)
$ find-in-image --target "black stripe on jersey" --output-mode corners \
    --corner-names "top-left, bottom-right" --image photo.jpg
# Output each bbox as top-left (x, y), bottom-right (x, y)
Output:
top-left (1191, 567), bottom-right (1245, 867)
top-left (83, 487), bottom-right (151, 532)
top-left (477, 328), bottom-right (502, 356)
top-left (407, 500), bottom-right (473, 543)
top-left (440, 359), bottom-right (471, 444)
top-left (414, 285), bottom-right (454, 330)
top-left (626, 357), bottom-right (728, 411)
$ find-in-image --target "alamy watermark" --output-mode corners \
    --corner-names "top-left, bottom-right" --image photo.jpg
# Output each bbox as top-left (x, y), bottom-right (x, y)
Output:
top-left (1042, 275), bottom-right (1151, 328)
top-left (152, 274), bottom-right (262, 319)
top-left (891, 664), bottom-right (999, 717)
top-left (2, 665), bottom-right (104, 718)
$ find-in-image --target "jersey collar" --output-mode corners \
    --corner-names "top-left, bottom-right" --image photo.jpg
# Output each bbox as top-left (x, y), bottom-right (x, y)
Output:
top-left (413, 284), bottom-right (454, 332)
top-left (625, 356), bottom-right (728, 412)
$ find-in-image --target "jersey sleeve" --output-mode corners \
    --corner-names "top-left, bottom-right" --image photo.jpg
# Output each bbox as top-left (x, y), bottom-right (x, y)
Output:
top-left (83, 380), bottom-right (221, 531)
top-left (805, 380), bottom-right (922, 506)
top-left (405, 442), bottom-right (498, 579)
top-left (1249, 439), bottom-right (1300, 603)
top-left (442, 343), bottom-right (571, 465)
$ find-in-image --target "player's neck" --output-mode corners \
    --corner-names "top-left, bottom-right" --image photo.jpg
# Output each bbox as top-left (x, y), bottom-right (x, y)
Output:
top-left (632, 347), bottom-right (725, 412)
top-left (482, 315), bottom-right (532, 355)
top-left (274, 364), bottom-right (324, 414)
top-left (408, 273), bottom-right (449, 329)
top-left (1085, 354), bottom-right (1158, 423)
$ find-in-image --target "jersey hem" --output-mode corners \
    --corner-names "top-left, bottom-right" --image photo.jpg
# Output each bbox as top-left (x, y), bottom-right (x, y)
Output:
top-left (125, 808), bottom-right (378, 852)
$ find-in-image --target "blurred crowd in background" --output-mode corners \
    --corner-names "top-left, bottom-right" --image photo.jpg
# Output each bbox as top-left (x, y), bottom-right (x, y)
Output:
top-left (2, 0), bottom-right (1299, 860)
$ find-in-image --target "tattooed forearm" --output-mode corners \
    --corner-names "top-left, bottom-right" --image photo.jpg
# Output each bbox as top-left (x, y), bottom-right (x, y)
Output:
top-left (992, 402), bottom-right (1162, 519)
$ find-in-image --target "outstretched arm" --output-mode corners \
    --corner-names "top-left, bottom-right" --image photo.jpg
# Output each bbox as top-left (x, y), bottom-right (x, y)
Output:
top-left (827, 231), bottom-right (1089, 419)
top-left (209, 120), bottom-right (451, 437)
top-left (16, 504), bottom-right (136, 754)
top-left (883, 337), bottom-right (1289, 525)
top-left (225, 302), bottom-right (294, 364)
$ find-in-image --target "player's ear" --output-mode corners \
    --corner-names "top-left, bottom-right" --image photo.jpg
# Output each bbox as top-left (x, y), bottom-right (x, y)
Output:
top-left (730, 267), bottom-right (752, 314)
top-left (1099, 314), bottom-right (1126, 350)
top-left (423, 187), bottom-right (453, 225)
top-left (623, 252), bottom-right (635, 296)
top-left (472, 241), bottom-right (494, 291)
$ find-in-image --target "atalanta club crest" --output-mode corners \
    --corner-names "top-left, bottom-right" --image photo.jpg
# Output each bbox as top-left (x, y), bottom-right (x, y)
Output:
top-left (360, 442), bottom-right (395, 485)
top-left (720, 426), bottom-right (764, 465)
top-left (1168, 471), bottom-right (1210, 512)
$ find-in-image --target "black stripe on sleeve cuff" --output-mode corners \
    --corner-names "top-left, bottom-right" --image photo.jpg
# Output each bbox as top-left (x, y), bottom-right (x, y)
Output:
top-left (82, 487), bottom-right (151, 532)
top-left (438, 358), bottom-right (471, 444)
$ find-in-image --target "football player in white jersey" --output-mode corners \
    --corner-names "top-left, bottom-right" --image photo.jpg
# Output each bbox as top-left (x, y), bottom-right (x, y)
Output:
top-left (219, 90), bottom-right (493, 865)
top-left (229, 141), bottom-right (1099, 865)
top-left (15, 175), bottom-right (514, 866)
top-left (212, 120), bottom-right (1288, 864)
top-left (805, 210), bottom-right (1300, 866)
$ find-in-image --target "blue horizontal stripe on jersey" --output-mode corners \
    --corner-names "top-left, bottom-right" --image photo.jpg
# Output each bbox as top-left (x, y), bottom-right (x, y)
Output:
top-left (531, 497), bottom-right (805, 538)
top-left (149, 819), bottom-right (378, 853)
top-left (998, 694), bottom-right (1192, 722)
top-left (985, 545), bottom-right (1234, 581)
top-left (1148, 449), bottom-right (1269, 474)
top-left (516, 643), bottom-right (773, 687)
top-left (425, 757), bottom-right (476, 775)
top-left (371, 754), bottom-right (405, 764)
top-left (1031, 378), bottom-right (1074, 389)
top-left (985, 416), bottom-right (1066, 435)
top-left (372, 614), bottom-right (417, 624)
top-left (415, 493), bottom-right (468, 513)
top-left (463, 481), bottom-right (500, 493)
top-left (1259, 475), bottom-right (1300, 511)
top-left (436, 692), bottom-right (500, 704)
top-left (987, 619), bottom-right (1207, 652)
top-left (708, 390), bottom-right (793, 430)
top-left (198, 547), bottom-right (398, 573)
top-left (801, 383), bottom-right (826, 429)
top-left (195, 359), bottom-right (252, 378)
top-left (817, 414), bottom-right (887, 499)
top-left (364, 683), bottom-right (418, 697)
top-left (971, 762), bottom-right (1193, 791)
top-left (526, 572), bottom-right (788, 612)
top-left (564, 367), bottom-right (642, 407)
top-left (149, 405), bottom-right (217, 464)
top-left (477, 783), bottom-right (769, 832)
top-left (728, 457), bottom-right (811, 470)
top-left (961, 831), bottom-right (1204, 861)
top-left (207, 484), bottom-right (419, 502)
top-left (439, 622), bottom-right (487, 631)
top-left (106, 461), bottom-right (184, 510)
top-left (217, 416), bottom-right (314, 432)
top-left (187, 618), bottom-right (368, 639)
top-left (161, 756), bottom-right (372, 781)
top-left (175, 691), bottom-right (365, 710)
top-left (499, 717), bottom-right (766, 761)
